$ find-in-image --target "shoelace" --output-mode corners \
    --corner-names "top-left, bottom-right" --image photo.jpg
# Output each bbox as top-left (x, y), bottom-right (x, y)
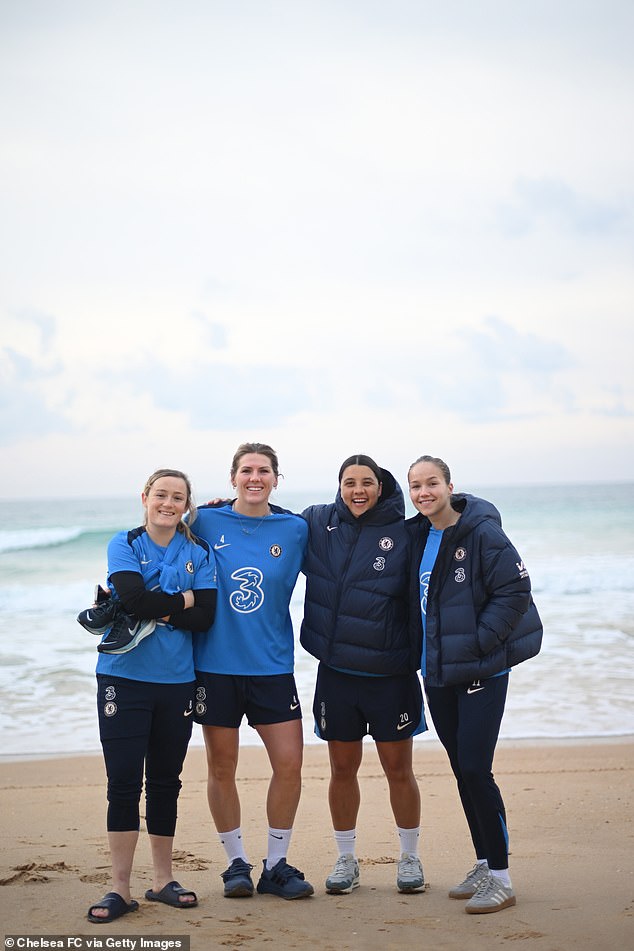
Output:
top-left (331, 855), bottom-right (355, 878)
top-left (398, 856), bottom-right (422, 878)
top-left (223, 860), bottom-right (253, 881)
top-left (472, 873), bottom-right (495, 898)
top-left (271, 863), bottom-right (303, 883)
top-left (463, 863), bottom-right (487, 885)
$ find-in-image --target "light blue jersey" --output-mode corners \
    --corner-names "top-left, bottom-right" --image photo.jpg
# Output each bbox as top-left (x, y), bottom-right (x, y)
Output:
top-left (96, 527), bottom-right (216, 684)
top-left (193, 504), bottom-right (308, 675)
top-left (419, 527), bottom-right (443, 678)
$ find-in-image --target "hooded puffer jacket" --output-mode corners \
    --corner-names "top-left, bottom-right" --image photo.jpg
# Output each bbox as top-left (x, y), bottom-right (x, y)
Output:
top-left (300, 468), bottom-right (419, 675)
top-left (406, 493), bottom-right (543, 687)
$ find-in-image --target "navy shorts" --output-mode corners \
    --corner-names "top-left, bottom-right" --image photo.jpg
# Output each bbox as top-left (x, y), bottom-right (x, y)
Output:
top-left (313, 663), bottom-right (426, 742)
top-left (194, 671), bottom-right (302, 727)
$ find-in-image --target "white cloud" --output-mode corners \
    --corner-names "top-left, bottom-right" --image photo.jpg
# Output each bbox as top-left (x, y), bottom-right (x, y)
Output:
top-left (0, 1), bottom-right (633, 497)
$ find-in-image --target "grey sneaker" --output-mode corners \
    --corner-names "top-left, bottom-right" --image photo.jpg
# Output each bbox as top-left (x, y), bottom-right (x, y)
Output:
top-left (448, 862), bottom-right (490, 899)
top-left (465, 873), bottom-right (516, 914)
top-left (325, 853), bottom-right (360, 894)
top-left (396, 853), bottom-right (424, 893)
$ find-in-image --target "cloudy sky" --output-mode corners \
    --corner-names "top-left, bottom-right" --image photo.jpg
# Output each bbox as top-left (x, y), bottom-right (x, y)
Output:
top-left (1, 0), bottom-right (632, 500)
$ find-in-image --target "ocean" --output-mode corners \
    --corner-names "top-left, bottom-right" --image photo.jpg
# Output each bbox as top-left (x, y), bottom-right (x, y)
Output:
top-left (1, 483), bottom-right (633, 760)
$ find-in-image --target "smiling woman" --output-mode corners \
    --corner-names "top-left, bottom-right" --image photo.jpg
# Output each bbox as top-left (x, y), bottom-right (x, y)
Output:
top-left (191, 442), bottom-right (314, 901)
top-left (86, 467), bottom-right (217, 923)
top-left (300, 453), bottom-right (425, 897)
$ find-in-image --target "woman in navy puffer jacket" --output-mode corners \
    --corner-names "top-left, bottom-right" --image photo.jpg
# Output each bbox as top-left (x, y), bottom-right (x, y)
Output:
top-left (300, 454), bottom-right (426, 897)
top-left (406, 454), bottom-right (542, 916)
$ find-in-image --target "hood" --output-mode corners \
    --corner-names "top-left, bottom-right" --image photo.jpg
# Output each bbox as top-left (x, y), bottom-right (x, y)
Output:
top-left (406, 492), bottom-right (502, 539)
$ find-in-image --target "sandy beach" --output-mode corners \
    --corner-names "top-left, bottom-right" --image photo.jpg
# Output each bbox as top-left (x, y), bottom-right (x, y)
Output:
top-left (1, 738), bottom-right (632, 950)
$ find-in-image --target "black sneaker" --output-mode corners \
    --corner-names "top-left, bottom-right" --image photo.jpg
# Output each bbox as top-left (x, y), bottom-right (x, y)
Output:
top-left (221, 858), bottom-right (254, 897)
top-left (256, 859), bottom-right (314, 900)
top-left (97, 613), bottom-right (156, 654)
top-left (77, 597), bottom-right (118, 635)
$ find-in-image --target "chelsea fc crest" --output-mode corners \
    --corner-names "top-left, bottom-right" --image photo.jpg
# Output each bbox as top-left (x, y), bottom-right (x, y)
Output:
top-left (378, 536), bottom-right (394, 551)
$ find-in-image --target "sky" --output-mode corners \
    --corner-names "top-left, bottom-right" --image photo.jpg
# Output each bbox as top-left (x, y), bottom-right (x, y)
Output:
top-left (1, 0), bottom-right (633, 500)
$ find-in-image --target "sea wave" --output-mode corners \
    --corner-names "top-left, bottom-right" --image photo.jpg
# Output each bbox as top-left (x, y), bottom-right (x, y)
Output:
top-left (0, 526), bottom-right (87, 554)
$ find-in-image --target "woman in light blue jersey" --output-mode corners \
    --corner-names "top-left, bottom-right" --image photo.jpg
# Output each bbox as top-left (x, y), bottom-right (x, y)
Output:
top-left (193, 443), bottom-right (313, 901)
top-left (87, 469), bottom-right (216, 924)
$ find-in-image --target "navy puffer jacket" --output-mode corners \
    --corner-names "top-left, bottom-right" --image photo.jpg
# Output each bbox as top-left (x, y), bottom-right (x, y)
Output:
top-left (300, 469), bottom-right (419, 675)
top-left (406, 494), bottom-right (543, 687)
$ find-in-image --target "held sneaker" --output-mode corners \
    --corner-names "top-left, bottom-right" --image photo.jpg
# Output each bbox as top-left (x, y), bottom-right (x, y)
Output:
top-left (325, 853), bottom-right (360, 894)
top-left (465, 873), bottom-right (516, 914)
top-left (97, 613), bottom-right (157, 654)
top-left (77, 597), bottom-right (118, 635)
top-left (449, 862), bottom-right (490, 899)
top-left (396, 853), bottom-right (425, 893)
top-left (256, 859), bottom-right (314, 900)
top-left (221, 858), bottom-right (254, 897)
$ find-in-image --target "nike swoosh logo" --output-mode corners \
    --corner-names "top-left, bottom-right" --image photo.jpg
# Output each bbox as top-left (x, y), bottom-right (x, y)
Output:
top-left (214, 543), bottom-right (231, 549)
top-left (467, 686), bottom-right (485, 694)
top-left (397, 722), bottom-right (410, 730)
top-left (326, 526), bottom-right (337, 532)
top-left (141, 559), bottom-right (152, 564)
top-left (183, 708), bottom-right (193, 716)
top-left (270, 834), bottom-right (284, 840)
top-left (290, 702), bottom-right (300, 711)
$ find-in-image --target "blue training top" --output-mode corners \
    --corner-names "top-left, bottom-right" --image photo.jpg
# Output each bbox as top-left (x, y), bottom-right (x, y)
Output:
top-left (96, 527), bottom-right (216, 684)
top-left (193, 504), bottom-right (308, 676)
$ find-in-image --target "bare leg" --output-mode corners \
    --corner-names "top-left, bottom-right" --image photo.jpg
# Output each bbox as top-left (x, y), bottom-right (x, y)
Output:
top-left (89, 830), bottom-right (138, 919)
top-left (202, 725), bottom-right (241, 831)
top-left (147, 834), bottom-right (196, 903)
top-left (327, 740), bottom-right (363, 830)
top-left (255, 719), bottom-right (303, 828)
top-left (376, 738), bottom-right (420, 829)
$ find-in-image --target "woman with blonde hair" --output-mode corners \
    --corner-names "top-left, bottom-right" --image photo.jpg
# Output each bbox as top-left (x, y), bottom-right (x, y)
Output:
top-left (87, 469), bottom-right (216, 923)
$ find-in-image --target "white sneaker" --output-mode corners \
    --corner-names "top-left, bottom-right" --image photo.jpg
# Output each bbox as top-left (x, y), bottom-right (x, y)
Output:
top-left (448, 862), bottom-right (490, 899)
top-left (325, 853), bottom-right (360, 894)
top-left (396, 853), bottom-right (424, 893)
top-left (465, 873), bottom-right (516, 914)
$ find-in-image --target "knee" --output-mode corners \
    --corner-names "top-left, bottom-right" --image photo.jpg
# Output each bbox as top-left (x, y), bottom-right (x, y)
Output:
top-left (458, 758), bottom-right (490, 790)
top-left (384, 762), bottom-right (416, 786)
top-left (107, 778), bottom-right (143, 804)
top-left (271, 753), bottom-right (303, 782)
top-left (209, 759), bottom-right (238, 785)
top-left (330, 758), bottom-right (360, 784)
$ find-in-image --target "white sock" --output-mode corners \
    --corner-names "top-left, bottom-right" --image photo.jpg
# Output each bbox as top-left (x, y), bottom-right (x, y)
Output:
top-left (266, 827), bottom-right (292, 869)
top-left (490, 868), bottom-right (512, 887)
top-left (219, 827), bottom-right (248, 863)
top-left (475, 858), bottom-right (489, 867)
top-left (398, 826), bottom-right (420, 858)
top-left (334, 828), bottom-right (357, 857)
